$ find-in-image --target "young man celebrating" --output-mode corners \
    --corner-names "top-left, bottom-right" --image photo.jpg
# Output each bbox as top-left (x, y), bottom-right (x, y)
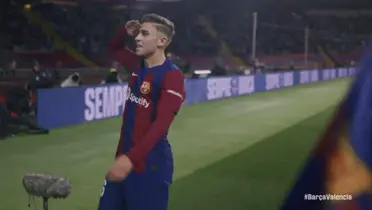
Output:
top-left (98, 14), bottom-right (186, 210)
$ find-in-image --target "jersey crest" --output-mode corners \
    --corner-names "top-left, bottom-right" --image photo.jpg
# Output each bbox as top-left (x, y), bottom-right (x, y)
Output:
top-left (140, 81), bottom-right (151, 94)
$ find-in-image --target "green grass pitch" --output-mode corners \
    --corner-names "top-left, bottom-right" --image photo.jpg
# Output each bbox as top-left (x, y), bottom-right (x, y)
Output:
top-left (0, 78), bottom-right (351, 210)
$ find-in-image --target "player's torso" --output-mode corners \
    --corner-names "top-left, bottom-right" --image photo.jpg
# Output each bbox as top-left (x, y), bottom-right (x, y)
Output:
top-left (120, 60), bottom-right (176, 180)
top-left (124, 67), bottom-right (156, 135)
top-left (122, 60), bottom-right (174, 142)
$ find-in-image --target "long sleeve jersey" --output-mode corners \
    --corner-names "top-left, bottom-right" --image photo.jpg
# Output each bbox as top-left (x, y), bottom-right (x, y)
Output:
top-left (109, 27), bottom-right (186, 173)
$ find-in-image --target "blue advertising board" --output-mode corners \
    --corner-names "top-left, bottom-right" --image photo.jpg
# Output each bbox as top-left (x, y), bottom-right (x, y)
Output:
top-left (37, 67), bottom-right (356, 129)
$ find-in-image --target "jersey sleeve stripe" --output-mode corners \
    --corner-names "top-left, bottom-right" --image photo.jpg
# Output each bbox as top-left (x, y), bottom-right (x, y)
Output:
top-left (166, 89), bottom-right (183, 100)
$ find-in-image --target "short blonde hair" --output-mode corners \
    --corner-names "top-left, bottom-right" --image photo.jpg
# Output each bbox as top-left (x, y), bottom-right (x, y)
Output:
top-left (140, 13), bottom-right (175, 41)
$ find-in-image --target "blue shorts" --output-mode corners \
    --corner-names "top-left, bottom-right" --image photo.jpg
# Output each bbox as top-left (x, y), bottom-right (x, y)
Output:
top-left (98, 162), bottom-right (173, 210)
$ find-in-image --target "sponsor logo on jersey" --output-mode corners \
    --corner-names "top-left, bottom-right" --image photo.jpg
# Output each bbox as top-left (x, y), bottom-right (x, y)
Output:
top-left (140, 81), bottom-right (151, 94)
top-left (126, 87), bottom-right (150, 108)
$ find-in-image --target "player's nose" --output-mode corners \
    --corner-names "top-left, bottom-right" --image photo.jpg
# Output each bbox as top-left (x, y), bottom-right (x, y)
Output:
top-left (135, 34), bottom-right (142, 41)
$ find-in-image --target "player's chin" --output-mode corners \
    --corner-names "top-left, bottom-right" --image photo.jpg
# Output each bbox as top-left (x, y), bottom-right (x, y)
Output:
top-left (135, 48), bottom-right (146, 56)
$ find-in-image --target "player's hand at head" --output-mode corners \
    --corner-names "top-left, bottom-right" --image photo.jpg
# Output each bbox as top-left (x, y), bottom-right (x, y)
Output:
top-left (107, 155), bottom-right (133, 182)
top-left (125, 20), bottom-right (141, 36)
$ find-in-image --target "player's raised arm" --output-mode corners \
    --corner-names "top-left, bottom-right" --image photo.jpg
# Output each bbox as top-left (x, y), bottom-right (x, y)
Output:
top-left (109, 20), bottom-right (141, 72)
top-left (126, 70), bottom-right (186, 170)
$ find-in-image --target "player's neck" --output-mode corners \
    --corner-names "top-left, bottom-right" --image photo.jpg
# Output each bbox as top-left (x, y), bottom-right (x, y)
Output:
top-left (144, 51), bottom-right (166, 68)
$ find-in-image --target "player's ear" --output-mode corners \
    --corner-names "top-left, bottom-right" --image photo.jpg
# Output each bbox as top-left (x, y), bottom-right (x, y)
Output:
top-left (157, 34), bottom-right (169, 47)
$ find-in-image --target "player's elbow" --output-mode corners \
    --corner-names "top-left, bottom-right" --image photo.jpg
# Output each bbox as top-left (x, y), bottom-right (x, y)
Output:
top-left (108, 40), bottom-right (120, 53)
top-left (156, 111), bottom-right (176, 131)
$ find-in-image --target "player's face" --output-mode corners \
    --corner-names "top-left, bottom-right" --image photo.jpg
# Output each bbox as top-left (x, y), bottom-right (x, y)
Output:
top-left (135, 22), bottom-right (168, 57)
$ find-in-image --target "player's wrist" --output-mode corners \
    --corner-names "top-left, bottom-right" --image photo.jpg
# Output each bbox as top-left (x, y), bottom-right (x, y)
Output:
top-left (123, 153), bottom-right (134, 169)
top-left (117, 154), bottom-right (132, 166)
top-left (125, 155), bottom-right (133, 169)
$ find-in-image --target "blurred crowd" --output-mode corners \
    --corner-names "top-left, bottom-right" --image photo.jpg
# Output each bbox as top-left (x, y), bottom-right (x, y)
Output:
top-left (309, 15), bottom-right (370, 53)
top-left (0, 4), bottom-right (52, 52)
top-left (28, 2), bottom-right (221, 56)
top-left (31, 3), bottom-right (124, 56)
top-left (203, 3), bottom-right (371, 58)
top-left (0, 0), bottom-right (370, 77)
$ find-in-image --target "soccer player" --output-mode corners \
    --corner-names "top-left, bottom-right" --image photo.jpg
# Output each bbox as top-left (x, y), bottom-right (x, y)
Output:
top-left (98, 14), bottom-right (186, 210)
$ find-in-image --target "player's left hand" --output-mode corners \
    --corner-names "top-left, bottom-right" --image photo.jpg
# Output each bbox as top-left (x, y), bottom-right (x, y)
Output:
top-left (107, 155), bottom-right (133, 181)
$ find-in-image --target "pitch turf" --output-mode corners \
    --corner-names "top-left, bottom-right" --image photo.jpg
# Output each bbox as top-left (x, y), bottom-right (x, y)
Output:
top-left (0, 78), bottom-right (351, 210)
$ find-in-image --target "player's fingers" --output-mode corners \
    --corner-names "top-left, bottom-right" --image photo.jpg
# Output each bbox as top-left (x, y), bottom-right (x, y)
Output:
top-left (126, 20), bottom-right (136, 24)
top-left (125, 22), bottom-right (133, 30)
top-left (107, 170), bottom-right (125, 182)
top-left (125, 21), bottom-right (140, 36)
top-left (126, 20), bottom-right (139, 28)
top-left (107, 164), bottom-right (129, 181)
top-left (131, 21), bottom-right (141, 28)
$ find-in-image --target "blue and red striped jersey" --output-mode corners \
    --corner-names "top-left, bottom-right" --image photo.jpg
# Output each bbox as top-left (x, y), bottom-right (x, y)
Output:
top-left (109, 27), bottom-right (186, 173)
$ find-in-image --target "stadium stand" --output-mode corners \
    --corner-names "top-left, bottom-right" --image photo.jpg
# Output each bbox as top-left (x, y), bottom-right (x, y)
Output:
top-left (0, 0), bottom-right (370, 85)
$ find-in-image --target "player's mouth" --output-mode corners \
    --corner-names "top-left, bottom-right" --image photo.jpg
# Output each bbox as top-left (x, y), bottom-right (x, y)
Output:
top-left (136, 44), bottom-right (143, 50)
